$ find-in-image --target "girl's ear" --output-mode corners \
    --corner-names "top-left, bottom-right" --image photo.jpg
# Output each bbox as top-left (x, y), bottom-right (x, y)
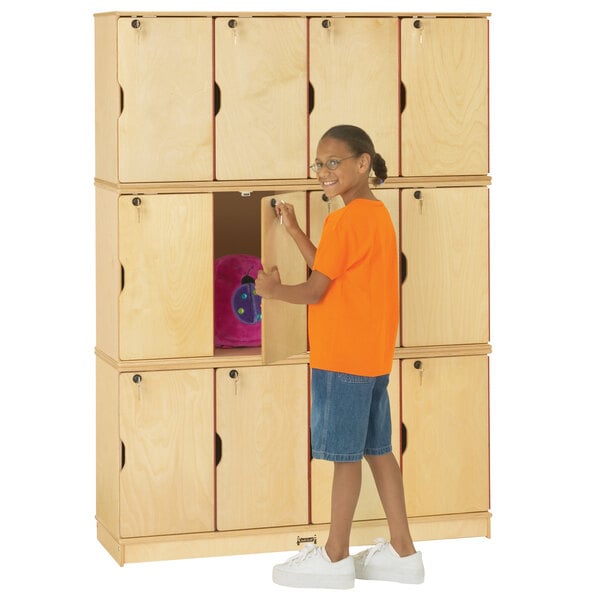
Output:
top-left (358, 152), bottom-right (371, 173)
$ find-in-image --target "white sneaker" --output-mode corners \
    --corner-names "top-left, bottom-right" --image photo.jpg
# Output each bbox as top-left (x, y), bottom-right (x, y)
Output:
top-left (353, 538), bottom-right (424, 584)
top-left (272, 544), bottom-right (355, 589)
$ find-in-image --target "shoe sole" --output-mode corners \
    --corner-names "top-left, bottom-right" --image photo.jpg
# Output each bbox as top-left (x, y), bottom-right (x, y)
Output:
top-left (355, 566), bottom-right (424, 584)
top-left (273, 568), bottom-right (354, 589)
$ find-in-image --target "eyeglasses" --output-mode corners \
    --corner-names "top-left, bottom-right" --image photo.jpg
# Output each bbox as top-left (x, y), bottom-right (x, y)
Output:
top-left (309, 156), bottom-right (356, 173)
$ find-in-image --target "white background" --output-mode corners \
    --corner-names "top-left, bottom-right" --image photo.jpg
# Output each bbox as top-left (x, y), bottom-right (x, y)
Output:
top-left (2, 1), bottom-right (599, 598)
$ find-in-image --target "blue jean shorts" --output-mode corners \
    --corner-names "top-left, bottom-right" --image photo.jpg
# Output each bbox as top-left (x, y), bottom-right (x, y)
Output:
top-left (310, 368), bottom-right (392, 462)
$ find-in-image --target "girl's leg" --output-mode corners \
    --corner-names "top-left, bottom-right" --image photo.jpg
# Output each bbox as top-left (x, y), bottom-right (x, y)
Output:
top-left (325, 461), bottom-right (362, 562)
top-left (365, 452), bottom-right (416, 556)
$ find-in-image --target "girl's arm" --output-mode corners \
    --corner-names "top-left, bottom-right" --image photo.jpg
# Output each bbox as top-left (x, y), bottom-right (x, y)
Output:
top-left (255, 268), bottom-right (330, 305)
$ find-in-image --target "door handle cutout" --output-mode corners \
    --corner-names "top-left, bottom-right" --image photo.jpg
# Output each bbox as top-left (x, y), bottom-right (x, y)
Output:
top-left (401, 423), bottom-right (407, 454)
top-left (400, 81), bottom-right (406, 114)
top-left (120, 440), bottom-right (126, 470)
top-left (401, 252), bottom-right (407, 284)
top-left (214, 82), bottom-right (221, 116)
top-left (308, 82), bottom-right (315, 114)
top-left (215, 433), bottom-right (222, 466)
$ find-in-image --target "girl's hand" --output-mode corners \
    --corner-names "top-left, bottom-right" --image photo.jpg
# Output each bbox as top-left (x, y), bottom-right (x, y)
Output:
top-left (255, 267), bottom-right (281, 299)
top-left (275, 201), bottom-right (299, 233)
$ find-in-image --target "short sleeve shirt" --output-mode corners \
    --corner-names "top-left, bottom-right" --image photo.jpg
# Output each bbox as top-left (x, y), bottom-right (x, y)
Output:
top-left (308, 199), bottom-right (399, 377)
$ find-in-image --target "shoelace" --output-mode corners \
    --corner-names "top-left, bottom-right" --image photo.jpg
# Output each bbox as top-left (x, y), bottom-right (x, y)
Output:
top-left (357, 538), bottom-right (388, 566)
top-left (284, 543), bottom-right (320, 565)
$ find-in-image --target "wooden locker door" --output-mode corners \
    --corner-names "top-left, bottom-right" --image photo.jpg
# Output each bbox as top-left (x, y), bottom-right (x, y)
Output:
top-left (215, 17), bottom-right (307, 180)
top-left (402, 356), bottom-right (489, 517)
top-left (309, 190), bottom-right (400, 346)
top-left (311, 360), bottom-right (401, 524)
top-left (117, 17), bottom-right (213, 182)
top-left (400, 17), bottom-right (488, 176)
top-left (401, 187), bottom-right (489, 346)
top-left (261, 192), bottom-right (308, 364)
top-left (216, 365), bottom-right (309, 530)
top-left (119, 193), bottom-right (214, 360)
top-left (309, 17), bottom-right (399, 176)
top-left (119, 369), bottom-right (214, 538)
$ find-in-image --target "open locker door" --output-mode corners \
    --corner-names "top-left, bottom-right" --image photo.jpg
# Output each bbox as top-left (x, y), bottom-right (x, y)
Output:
top-left (261, 192), bottom-right (308, 364)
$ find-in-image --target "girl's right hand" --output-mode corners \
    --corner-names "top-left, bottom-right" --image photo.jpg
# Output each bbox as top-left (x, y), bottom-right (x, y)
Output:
top-left (275, 201), bottom-right (300, 233)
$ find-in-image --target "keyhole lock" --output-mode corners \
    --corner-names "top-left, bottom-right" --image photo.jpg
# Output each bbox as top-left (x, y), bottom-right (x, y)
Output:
top-left (413, 19), bottom-right (422, 29)
top-left (229, 369), bottom-right (239, 395)
top-left (132, 374), bottom-right (142, 384)
top-left (414, 190), bottom-right (424, 214)
top-left (322, 19), bottom-right (332, 28)
top-left (132, 197), bottom-right (142, 223)
top-left (131, 19), bottom-right (141, 29)
top-left (228, 19), bottom-right (238, 28)
top-left (414, 361), bottom-right (424, 386)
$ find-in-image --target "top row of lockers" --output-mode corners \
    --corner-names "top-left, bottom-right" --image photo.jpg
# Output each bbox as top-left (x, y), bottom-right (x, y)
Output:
top-left (95, 15), bottom-right (489, 183)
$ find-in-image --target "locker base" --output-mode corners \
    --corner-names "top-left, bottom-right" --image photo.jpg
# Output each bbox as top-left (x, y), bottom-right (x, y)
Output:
top-left (97, 511), bottom-right (491, 566)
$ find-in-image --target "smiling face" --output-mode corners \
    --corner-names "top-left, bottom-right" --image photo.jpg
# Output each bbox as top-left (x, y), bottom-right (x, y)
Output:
top-left (315, 137), bottom-right (373, 204)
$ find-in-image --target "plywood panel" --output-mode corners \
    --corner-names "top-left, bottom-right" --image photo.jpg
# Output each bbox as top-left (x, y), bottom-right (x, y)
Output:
top-left (118, 17), bottom-right (213, 182)
top-left (216, 365), bottom-right (309, 530)
top-left (215, 17), bottom-right (307, 180)
top-left (119, 193), bottom-right (214, 359)
top-left (120, 369), bottom-right (215, 537)
top-left (401, 187), bottom-right (489, 346)
top-left (309, 17), bottom-right (399, 176)
top-left (401, 17), bottom-right (488, 176)
top-left (402, 355), bottom-right (489, 516)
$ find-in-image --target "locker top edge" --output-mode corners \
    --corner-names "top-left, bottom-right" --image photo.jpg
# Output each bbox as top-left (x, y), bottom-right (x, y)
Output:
top-left (93, 12), bottom-right (491, 18)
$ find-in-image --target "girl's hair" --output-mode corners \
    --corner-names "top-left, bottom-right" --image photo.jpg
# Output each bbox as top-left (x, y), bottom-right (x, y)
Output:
top-left (321, 124), bottom-right (388, 184)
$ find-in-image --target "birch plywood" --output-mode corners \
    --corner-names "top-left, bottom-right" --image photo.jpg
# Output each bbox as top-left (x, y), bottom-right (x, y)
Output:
top-left (216, 365), bottom-right (309, 530)
top-left (401, 187), bottom-right (489, 346)
top-left (402, 355), bottom-right (489, 516)
top-left (401, 18), bottom-right (488, 176)
top-left (215, 17), bottom-right (307, 180)
top-left (119, 369), bottom-right (215, 537)
top-left (119, 193), bottom-right (214, 360)
top-left (118, 17), bottom-right (213, 182)
top-left (309, 17), bottom-right (399, 176)
top-left (261, 192), bottom-right (308, 364)
top-left (311, 360), bottom-right (401, 524)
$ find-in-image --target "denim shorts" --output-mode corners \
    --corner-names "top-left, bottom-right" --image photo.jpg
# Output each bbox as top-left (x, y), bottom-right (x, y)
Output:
top-left (310, 368), bottom-right (392, 462)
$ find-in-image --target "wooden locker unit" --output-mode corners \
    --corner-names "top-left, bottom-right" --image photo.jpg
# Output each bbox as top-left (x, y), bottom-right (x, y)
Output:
top-left (215, 17), bottom-right (308, 180)
top-left (95, 188), bottom-right (214, 361)
top-left (216, 364), bottom-right (309, 531)
top-left (402, 355), bottom-right (490, 517)
top-left (95, 11), bottom-right (492, 566)
top-left (401, 186), bottom-right (490, 347)
top-left (309, 17), bottom-right (400, 176)
top-left (400, 17), bottom-right (489, 176)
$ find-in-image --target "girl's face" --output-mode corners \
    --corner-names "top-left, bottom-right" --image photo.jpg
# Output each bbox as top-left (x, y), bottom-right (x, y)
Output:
top-left (314, 137), bottom-right (371, 203)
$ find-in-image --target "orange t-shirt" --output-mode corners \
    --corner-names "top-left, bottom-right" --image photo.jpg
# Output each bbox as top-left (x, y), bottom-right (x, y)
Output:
top-left (309, 199), bottom-right (399, 377)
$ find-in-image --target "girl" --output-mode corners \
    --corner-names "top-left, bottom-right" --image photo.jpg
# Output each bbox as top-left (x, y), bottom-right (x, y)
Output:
top-left (255, 125), bottom-right (424, 589)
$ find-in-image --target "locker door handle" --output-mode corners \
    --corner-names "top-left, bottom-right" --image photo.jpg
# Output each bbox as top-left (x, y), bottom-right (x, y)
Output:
top-left (120, 440), bottom-right (126, 470)
top-left (401, 252), bottom-right (407, 284)
top-left (400, 81), bottom-right (406, 114)
top-left (215, 433), bottom-right (222, 466)
top-left (308, 82), bottom-right (315, 114)
top-left (214, 83), bottom-right (221, 116)
top-left (401, 423), bottom-right (407, 454)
